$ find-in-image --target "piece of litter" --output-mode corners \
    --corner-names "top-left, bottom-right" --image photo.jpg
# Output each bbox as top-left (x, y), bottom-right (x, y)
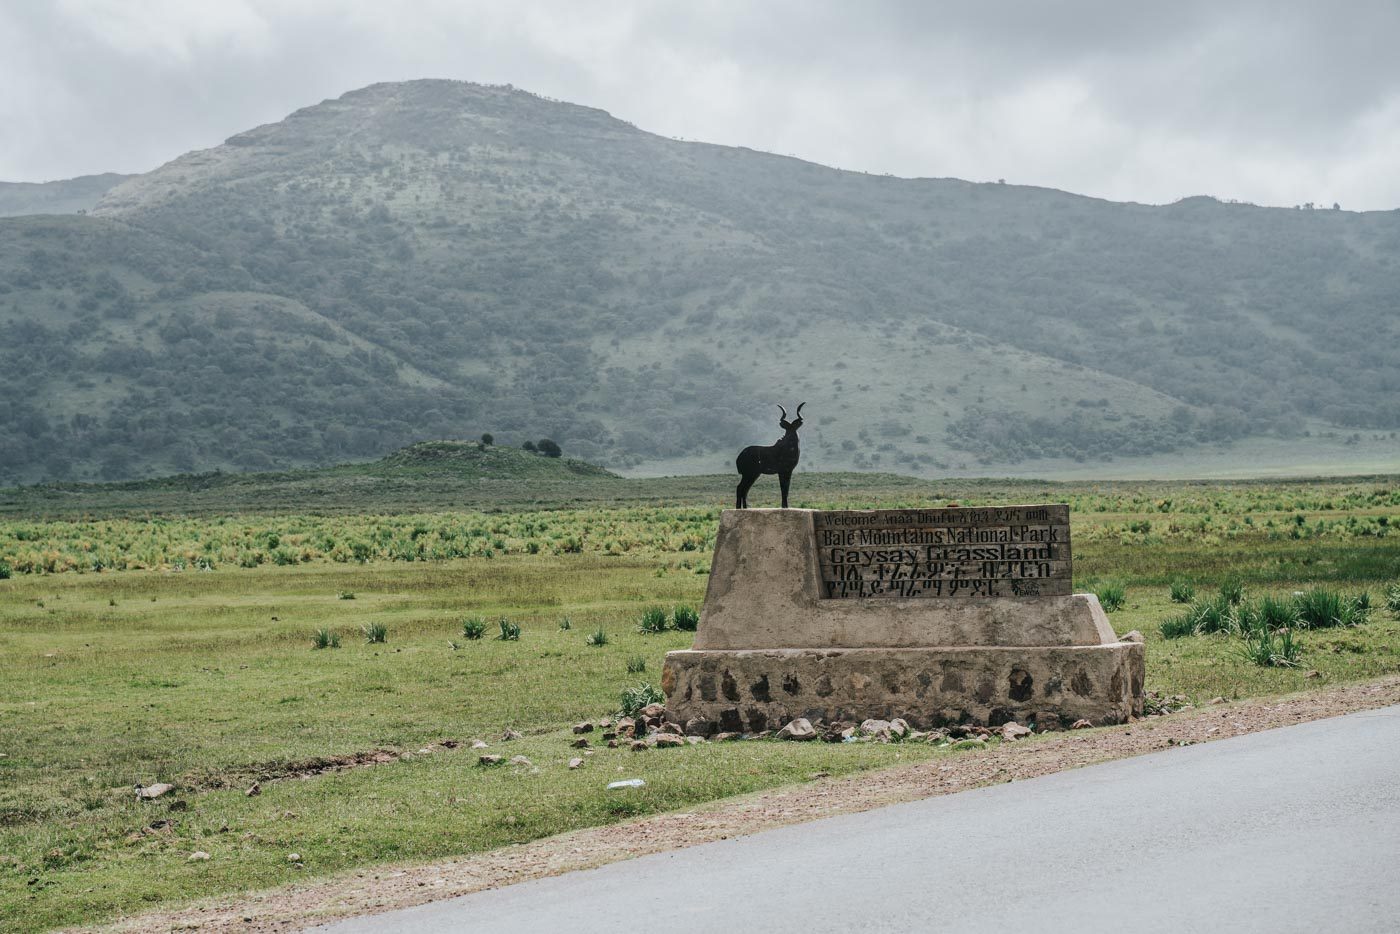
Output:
top-left (607, 778), bottom-right (646, 790)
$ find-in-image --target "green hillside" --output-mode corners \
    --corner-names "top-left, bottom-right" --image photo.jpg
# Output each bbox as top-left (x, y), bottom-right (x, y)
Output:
top-left (0, 440), bottom-right (942, 517)
top-left (2, 79), bottom-right (1398, 484)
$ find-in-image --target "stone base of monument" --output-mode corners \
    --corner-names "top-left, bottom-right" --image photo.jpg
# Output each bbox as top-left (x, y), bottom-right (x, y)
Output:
top-left (662, 508), bottom-right (1144, 732)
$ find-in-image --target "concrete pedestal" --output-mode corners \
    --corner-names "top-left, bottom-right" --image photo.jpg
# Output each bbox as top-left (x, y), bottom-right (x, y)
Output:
top-left (662, 508), bottom-right (1144, 732)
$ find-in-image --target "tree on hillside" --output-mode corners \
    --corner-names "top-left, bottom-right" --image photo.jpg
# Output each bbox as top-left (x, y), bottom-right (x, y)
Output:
top-left (521, 440), bottom-right (537, 452)
top-left (536, 438), bottom-right (562, 458)
top-left (480, 432), bottom-right (493, 445)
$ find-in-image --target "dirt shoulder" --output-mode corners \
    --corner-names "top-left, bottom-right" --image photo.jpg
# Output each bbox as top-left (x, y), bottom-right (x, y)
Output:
top-left (94, 676), bottom-right (1400, 934)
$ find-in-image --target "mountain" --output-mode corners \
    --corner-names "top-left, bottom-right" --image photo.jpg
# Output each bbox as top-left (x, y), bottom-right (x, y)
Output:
top-left (0, 173), bottom-right (133, 217)
top-left (2, 79), bottom-right (1398, 485)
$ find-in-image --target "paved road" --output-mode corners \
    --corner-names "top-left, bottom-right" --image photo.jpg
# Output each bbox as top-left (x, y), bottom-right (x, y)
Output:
top-left (317, 705), bottom-right (1400, 934)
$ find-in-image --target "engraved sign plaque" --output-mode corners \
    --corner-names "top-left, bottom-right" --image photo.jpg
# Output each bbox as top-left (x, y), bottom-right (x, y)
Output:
top-left (813, 504), bottom-right (1071, 599)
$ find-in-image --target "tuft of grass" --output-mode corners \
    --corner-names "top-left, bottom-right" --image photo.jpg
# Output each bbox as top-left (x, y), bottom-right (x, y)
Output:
top-left (496, 617), bottom-right (521, 641)
top-left (1159, 610), bottom-right (1199, 640)
top-left (626, 655), bottom-right (647, 673)
top-left (672, 604), bottom-right (699, 631)
top-left (361, 621), bottom-right (388, 644)
top-left (461, 617), bottom-right (486, 640)
top-left (1194, 595), bottom-right (1236, 635)
top-left (0, 560), bottom-right (11, 579)
top-left (1219, 577), bottom-right (1245, 606)
top-left (557, 616), bottom-right (572, 631)
top-left (1169, 580), bottom-right (1195, 603)
top-left (1094, 582), bottom-right (1127, 612)
top-left (1385, 583), bottom-right (1400, 615)
top-left (1255, 594), bottom-right (1301, 633)
top-left (1292, 587), bottom-right (1371, 629)
top-left (311, 628), bottom-right (341, 649)
top-left (638, 605), bottom-right (670, 634)
top-left (1239, 627), bottom-right (1303, 668)
top-left (585, 627), bottom-right (609, 647)
top-left (338, 591), bottom-right (355, 600)
top-left (620, 681), bottom-right (664, 717)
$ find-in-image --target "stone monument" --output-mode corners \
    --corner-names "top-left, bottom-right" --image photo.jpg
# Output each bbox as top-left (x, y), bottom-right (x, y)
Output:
top-left (662, 505), bottom-right (1143, 732)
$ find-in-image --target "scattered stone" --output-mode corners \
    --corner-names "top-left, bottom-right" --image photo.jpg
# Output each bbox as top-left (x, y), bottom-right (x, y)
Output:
top-left (685, 736), bottom-right (707, 745)
top-left (777, 718), bottom-right (818, 741)
top-left (572, 722), bottom-right (594, 734)
top-left (923, 728), bottom-right (949, 743)
top-left (502, 729), bottom-right (523, 741)
top-left (658, 721), bottom-right (684, 736)
top-left (888, 718), bottom-right (910, 739)
top-left (1119, 630), bottom-right (1145, 644)
top-left (1208, 697), bottom-right (1227, 705)
top-left (599, 719), bottom-right (614, 729)
top-left (281, 811), bottom-right (298, 820)
top-left (653, 734), bottom-right (684, 748)
top-left (1071, 719), bottom-right (1093, 730)
top-left (821, 725), bottom-right (847, 743)
top-left (188, 851), bottom-right (211, 862)
top-left (638, 703), bottom-right (666, 721)
top-left (606, 740), bottom-right (619, 749)
top-left (950, 737), bottom-right (987, 750)
top-left (1000, 722), bottom-right (1032, 741)
top-left (416, 747), bottom-right (433, 755)
top-left (607, 778), bottom-right (645, 790)
top-left (136, 783), bottom-right (174, 800)
top-left (508, 755), bottom-right (532, 767)
top-left (245, 782), bottom-right (261, 797)
top-left (1305, 670), bottom-right (1323, 680)
top-left (439, 739), bottom-right (460, 749)
top-left (568, 757), bottom-right (584, 769)
top-left (630, 740), bottom-right (649, 751)
top-left (570, 738), bottom-right (590, 749)
top-left (684, 718), bottom-right (716, 737)
top-left (615, 717), bottom-right (636, 737)
top-left (287, 853), bottom-right (302, 863)
top-left (712, 732), bottom-right (741, 742)
top-left (471, 740), bottom-right (490, 749)
top-left (478, 755), bottom-right (504, 766)
top-left (859, 719), bottom-right (892, 738)
top-left (602, 731), bottom-right (618, 741)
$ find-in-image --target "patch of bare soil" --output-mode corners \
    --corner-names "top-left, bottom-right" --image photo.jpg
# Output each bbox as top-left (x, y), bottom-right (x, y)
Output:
top-left (92, 676), bottom-right (1400, 934)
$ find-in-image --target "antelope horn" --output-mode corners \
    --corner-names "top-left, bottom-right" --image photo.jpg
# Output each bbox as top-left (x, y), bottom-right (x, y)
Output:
top-left (777, 403), bottom-right (788, 421)
top-left (795, 402), bottom-right (806, 418)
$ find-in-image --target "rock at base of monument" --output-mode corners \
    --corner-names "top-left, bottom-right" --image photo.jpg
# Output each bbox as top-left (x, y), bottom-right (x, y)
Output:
top-left (662, 644), bottom-right (1144, 732)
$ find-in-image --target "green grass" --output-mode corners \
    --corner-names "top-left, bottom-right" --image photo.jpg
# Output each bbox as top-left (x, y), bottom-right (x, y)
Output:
top-left (6, 478), bottom-right (1400, 929)
top-left (311, 627), bottom-right (341, 650)
top-left (638, 606), bottom-right (670, 634)
top-left (1093, 582), bottom-right (1127, 612)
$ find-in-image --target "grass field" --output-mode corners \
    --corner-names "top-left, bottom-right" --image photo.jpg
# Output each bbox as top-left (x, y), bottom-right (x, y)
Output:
top-left (5, 469), bottom-right (1400, 930)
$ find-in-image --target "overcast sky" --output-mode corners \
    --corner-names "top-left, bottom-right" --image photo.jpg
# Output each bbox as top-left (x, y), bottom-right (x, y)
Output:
top-left (3, 0), bottom-right (1399, 209)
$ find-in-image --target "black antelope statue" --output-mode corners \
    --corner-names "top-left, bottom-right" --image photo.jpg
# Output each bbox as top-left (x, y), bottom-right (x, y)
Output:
top-left (735, 403), bottom-right (805, 508)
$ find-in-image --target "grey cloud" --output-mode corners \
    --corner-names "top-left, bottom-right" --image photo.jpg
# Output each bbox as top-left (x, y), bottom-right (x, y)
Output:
top-left (1, 0), bottom-right (1397, 209)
